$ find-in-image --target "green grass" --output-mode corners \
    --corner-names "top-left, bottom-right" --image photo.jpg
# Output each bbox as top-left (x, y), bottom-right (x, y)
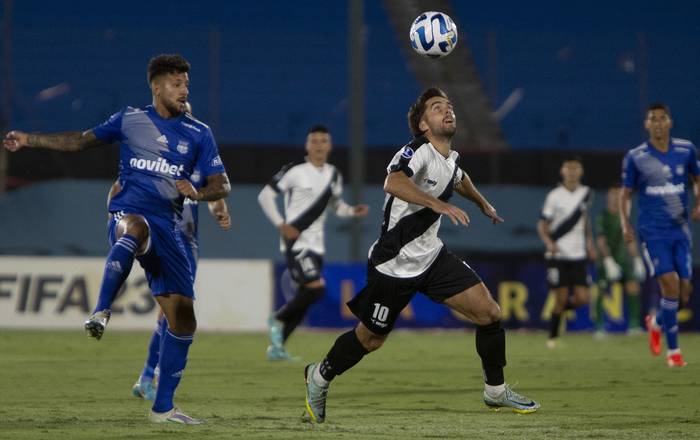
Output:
top-left (1, 329), bottom-right (699, 439)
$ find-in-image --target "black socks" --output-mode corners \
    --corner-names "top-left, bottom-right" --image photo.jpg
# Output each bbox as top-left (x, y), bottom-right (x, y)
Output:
top-left (319, 329), bottom-right (369, 382)
top-left (475, 321), bottom-right (506, 386)
top-left (275, 285), bottom-right (325, 341)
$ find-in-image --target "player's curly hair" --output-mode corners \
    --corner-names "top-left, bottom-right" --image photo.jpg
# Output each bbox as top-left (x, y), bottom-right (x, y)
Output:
top-left (407, 87), bottom-right (448, 137)
top-left (147, 54), bottom-right (191, 83)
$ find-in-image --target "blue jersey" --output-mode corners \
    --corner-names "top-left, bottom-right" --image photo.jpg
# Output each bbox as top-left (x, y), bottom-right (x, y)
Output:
top-left (180, 168), bottom-right (203, 262)
top-left (622, 138), bottom-right (700, 241)
top-left (92, 105), bottom-right (226, 220)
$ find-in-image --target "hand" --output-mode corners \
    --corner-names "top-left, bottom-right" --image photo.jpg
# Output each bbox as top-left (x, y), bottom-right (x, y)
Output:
top-left (215, 211), bottom-right (231, 230)
top-left (432, 200), bottom-right (470, 226)
top-left (603, 256), bottom-right (622, 281)
top-left (545, 241), bottom-right (559, 255)
top-left (480, 202), bottom-right (504, 224)
top-left (587, 243), bottom-right (597, 261)
top-left (278, 223), bottom-right (300, 240)
top-left (3, 130), bottom-right (29, 152)
top-left (176, 179), bottom-right (200, 200)
top-left (633, 256), bottom-right (646, 281)
top-left (681, 287), bottom-right (691, 307)
top-left (353, 204), bottom-right (369, 218)
top-left (622, 222), bottom-right (636, 244)
top-left (692, 205), bottom-right (700, 221)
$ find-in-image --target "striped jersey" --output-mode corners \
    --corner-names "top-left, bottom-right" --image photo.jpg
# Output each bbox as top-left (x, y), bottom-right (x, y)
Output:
top-left (369, 136), bottom-right (465, 278)
top-left (269, 160), bottom-right (348, 254)
top-left (541, 184), bottom-right (592, 260)
top-left (622, 138), bottom-right (700, 241)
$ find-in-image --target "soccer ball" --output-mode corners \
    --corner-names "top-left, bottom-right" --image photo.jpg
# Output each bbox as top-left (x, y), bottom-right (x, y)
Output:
top-left (409, 11), bottom-right (458, 58)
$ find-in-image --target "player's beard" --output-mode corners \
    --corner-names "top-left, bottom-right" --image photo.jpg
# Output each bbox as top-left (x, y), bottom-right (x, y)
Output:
top-left (164, 99), bottom-right (186, 117)
top-left (436, 123), bottom-right (456, 140)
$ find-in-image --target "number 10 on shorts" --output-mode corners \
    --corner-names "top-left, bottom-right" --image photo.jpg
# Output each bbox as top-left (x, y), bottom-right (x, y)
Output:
top-left (372, 303), bottom-right (389, 323)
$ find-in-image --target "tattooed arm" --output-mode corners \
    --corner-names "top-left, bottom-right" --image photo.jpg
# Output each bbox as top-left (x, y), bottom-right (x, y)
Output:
top-left (3, 130), bottom-right (109, 152)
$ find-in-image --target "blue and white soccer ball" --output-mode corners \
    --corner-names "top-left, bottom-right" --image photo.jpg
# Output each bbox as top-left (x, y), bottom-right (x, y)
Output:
top-left (409, 11), bottom-right (458, 58)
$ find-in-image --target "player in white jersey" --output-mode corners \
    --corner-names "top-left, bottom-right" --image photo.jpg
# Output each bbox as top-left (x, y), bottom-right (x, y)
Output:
top-left (537, 157), bottom-right (596, 348)
top-left (258, 125), bottom-right (368, 360)
top-left (301, 88), bottom-right (539, 424)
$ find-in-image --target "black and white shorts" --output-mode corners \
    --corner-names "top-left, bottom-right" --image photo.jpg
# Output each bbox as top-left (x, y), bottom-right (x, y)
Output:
top-left (347, 248), bottom-right (482, 335)
top-left (546, 259), bottom-right (590, 289)
top-left (285, 249), bottom-right (324, 285)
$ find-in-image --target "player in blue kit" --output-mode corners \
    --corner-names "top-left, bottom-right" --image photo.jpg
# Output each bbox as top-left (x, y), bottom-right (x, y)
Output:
top-left (105, 103), bottom-right (232, 401)
top-left (115, 168), bottom-right (231, 400)
top-left (620, 103), bottom-right (700, 368)
top-left (3, 54), bottom-right (230, 423)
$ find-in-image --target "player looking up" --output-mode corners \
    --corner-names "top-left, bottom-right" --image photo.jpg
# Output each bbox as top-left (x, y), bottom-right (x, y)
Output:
top-left (301, 87), bottom-right (539, 424)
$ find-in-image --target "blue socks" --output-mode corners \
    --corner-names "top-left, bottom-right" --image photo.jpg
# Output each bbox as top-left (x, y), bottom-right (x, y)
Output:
top-left (141, 316), bottom-right (166, 383)
top-left (93, 234), bottom-right (139, 313)
top-left (152, 329), bottom-right (194, 413)
top-left (660, 297), bottom-right (680, 351)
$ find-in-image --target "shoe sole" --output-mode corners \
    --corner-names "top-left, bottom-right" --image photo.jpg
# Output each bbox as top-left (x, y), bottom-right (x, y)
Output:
top-left (303, 364), bottom-right (324, 423)
top-left (85, 322), bottom-right (105, 340)
top-left (485, 403), bottom-right (539, 414)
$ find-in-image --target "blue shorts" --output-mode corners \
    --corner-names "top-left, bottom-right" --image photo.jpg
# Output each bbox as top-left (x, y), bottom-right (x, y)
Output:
top-left (641, 238), bottom-right (692, 279)
top-left (181, 230), bottom-right (199, 280)
top-left (109, 211), bottom-right (195, 298)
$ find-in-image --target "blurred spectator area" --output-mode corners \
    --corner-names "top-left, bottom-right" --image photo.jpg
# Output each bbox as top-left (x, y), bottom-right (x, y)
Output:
top-left (2, 1), bottom-right (699, 149)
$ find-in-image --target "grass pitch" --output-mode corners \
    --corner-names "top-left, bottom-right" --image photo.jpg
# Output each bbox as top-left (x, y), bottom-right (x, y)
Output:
top-left (1, 329), bottom-right (699, 439)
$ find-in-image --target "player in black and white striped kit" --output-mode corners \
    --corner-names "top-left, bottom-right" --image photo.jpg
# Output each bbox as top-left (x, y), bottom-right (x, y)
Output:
top-left (258, 125), bottom-right (369, 360)
top-left (537, 157), bottom-right (596, 348)
top-left (301, 88), bottom-right (539, 424)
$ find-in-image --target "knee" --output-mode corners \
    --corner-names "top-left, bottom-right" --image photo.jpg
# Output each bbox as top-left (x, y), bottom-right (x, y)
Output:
top-left (355, 326), bottom-right (387, 352)
top-left (120, 215), bottom-right (150, 243)
top-left (475, 302), bottom-right (502, 326)
top-left (363, 334), bottom-right (386, 352)
top-left (304, 281), bottom-right (326, 301)
top-left (170, 304), bottom-right (197, 334)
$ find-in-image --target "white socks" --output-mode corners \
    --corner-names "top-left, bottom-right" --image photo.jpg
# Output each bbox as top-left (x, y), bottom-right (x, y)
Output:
top-left (312, 364), bottom-right (329, 387)
top-left (484, 383), bottom-right (506, 398)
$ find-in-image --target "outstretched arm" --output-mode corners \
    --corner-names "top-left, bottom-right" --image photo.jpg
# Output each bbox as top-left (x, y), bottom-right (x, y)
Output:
top-left (454, 171), bottom-right (503, 224)
top-left (384, 171), bottom-right (469, 226)
top-left (176, 172), bottom-right (230, 202)
top-left (3, 130), bottom-right (108, 152)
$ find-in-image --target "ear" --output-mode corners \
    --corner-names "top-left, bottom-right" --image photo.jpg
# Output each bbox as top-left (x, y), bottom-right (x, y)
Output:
top-left (419, 118), bottom-right (429, 133)
top-left (150, 79), bottom-right (160, 97)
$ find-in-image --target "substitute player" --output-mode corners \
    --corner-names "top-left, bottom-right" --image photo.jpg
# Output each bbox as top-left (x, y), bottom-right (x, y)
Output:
top-left (258, 125), bottom-right (368, 360)
top-left (538, 157), bottom-right (596, 348)
top-left (620, 103), bottom-right (700, 367)
top-left (3, 54), bottom-right (230, 423)
top-left (593, 185), bottom-right (646, 336)
top-left (302, 88), bottom-right (539, 424)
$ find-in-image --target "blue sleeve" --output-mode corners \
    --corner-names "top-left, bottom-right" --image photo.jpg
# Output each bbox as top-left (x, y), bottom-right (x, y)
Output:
top-left (91, 109), bottom-right (124, 144)
top-left (689, 145), bottom-right (700, 176)
top-left (196, 128), bottom-right (227, 178)
top-left (622, 152), bottom-right (637, 188)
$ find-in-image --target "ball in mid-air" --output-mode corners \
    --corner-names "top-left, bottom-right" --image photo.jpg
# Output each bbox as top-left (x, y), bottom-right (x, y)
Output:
top-left (409, 11), bottom-right (458, 58)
